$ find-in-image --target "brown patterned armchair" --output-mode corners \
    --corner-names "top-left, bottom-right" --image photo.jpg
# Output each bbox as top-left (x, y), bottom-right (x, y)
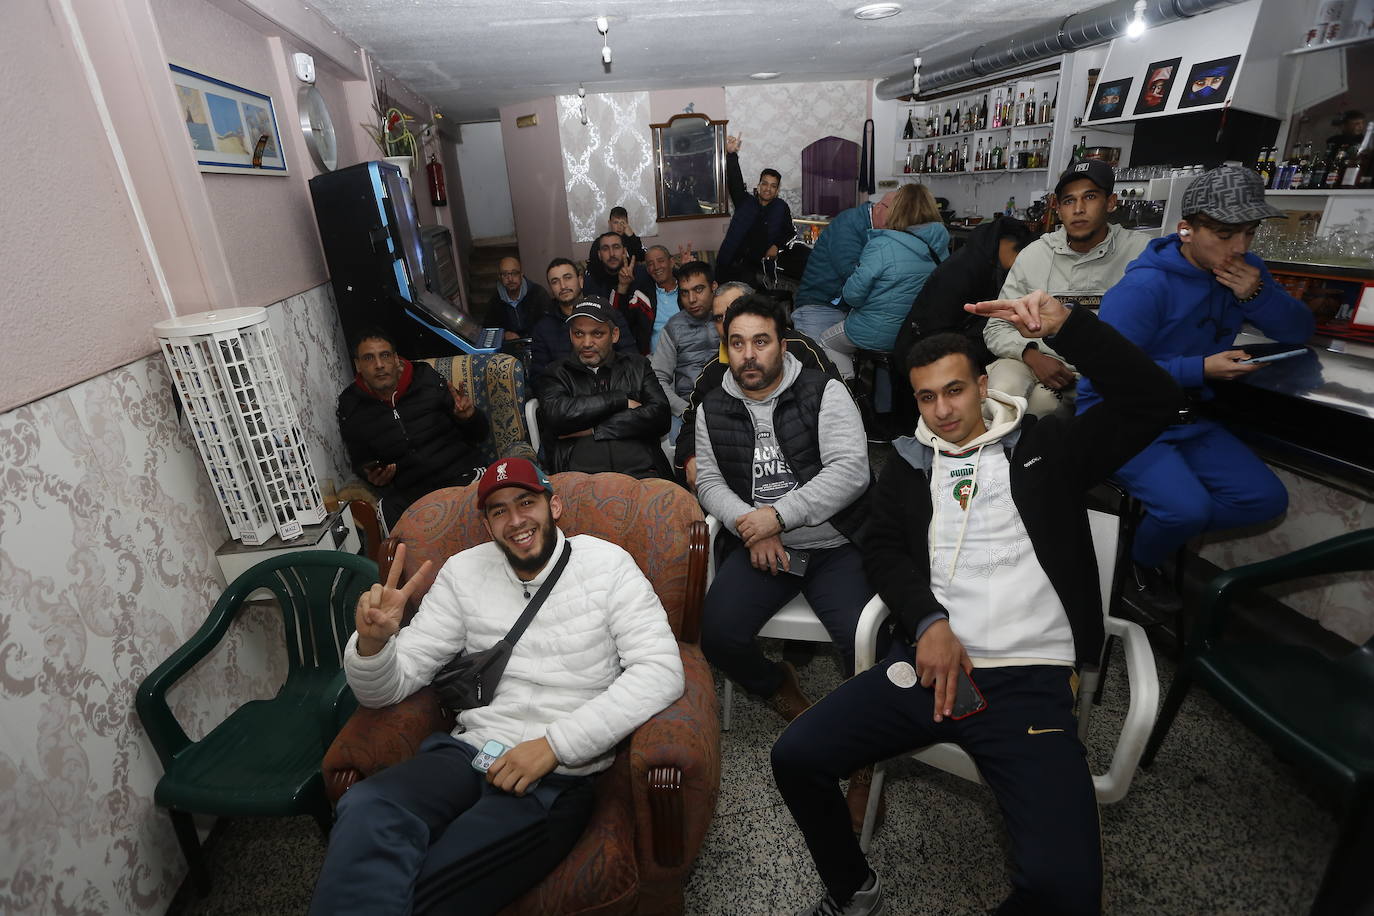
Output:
top-left (322, 472), bottom-right (720, 915)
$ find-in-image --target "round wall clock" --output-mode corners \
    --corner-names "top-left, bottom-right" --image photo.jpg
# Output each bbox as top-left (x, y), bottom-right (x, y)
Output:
top-left (298, 85), bottom-right (337, 172)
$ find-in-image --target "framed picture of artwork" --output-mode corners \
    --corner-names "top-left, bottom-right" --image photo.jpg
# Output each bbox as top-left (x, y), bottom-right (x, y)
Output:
top-left (1086, 77), bottom-right (1133, 122)
top-left (1134, 58), bottom-right (1181, 115)
top-left (1178, 55), bottom-right (1241, 110)
top-left (169, 63), bottom-right (288, 175)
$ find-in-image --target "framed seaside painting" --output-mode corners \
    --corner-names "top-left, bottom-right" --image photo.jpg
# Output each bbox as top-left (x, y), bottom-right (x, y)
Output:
top-left (170, 64), bottom-right (288, 175)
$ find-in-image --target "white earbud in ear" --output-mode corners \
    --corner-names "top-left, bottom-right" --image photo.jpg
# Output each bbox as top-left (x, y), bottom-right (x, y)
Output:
top-left (1179, 228), bottom-right (1191, 237)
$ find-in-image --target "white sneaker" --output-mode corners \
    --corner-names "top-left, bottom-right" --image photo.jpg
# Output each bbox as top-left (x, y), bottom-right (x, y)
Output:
top-left (794, 871), bottom-right (887, 916)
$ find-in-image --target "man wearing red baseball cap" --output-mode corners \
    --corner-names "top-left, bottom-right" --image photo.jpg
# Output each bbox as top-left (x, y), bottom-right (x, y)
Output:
top-left (310, 457), bottom-right (683, 914)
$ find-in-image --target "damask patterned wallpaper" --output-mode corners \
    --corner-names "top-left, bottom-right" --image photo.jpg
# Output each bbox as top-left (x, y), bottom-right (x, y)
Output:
top-left (0, 283), bottom-right (352, 914)
top-left (724, 80), bottom-right (870, 217)
top-left (557, 90), bottom-right (658, 246)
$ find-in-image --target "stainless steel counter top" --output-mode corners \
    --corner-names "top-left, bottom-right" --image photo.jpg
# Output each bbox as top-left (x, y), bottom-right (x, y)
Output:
top-left (1234, 328), bottom-right (1374, 421)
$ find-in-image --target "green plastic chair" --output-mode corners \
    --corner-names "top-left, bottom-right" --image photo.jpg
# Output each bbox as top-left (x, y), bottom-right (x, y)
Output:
top-left (135, 550), bottom-right (378, 893)
top-left (1141, 528), bottom-right (1374, 916)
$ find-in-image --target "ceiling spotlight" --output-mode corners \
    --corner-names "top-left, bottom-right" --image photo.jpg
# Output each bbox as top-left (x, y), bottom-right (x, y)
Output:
top-left (749, 71), bottom-right (781, 80)
top-left (596, 16), bottom-right (609, 34)
top-left (602, 45), bottom-right (613, 64)
top-left (1125, 0), bottom-right (1147, 39)
top-left (853, 3), bottom-right (903, 19)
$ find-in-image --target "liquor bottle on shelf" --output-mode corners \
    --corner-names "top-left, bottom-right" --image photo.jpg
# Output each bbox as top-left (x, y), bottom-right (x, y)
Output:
top-left (990, 90), bottom-right (1002, 128)
top-left (1049, 82), bottom-right (1058, 124)
top-left (925, 144), bottom-right (936, 172)
top-left (903, 143), bottom-right (914, 174)
top-left (934, 141), bottom-right (944, 172)
top-left (1324, 147), bottom-right (1346, 188)
top-left (1015, 92), bottom-right (1027, 126)
top-left (974, 137), bottom-right (985, 171)
top-left (903, 108), bottom-right (916, 140)
top-left (979, 94), bottom-right (989, 131)
top-left (1038, 90), bottom-right (1050, 126)
top-left (961, 138), bottom-right (970, 171)
top-left (1074, 134), bottom-right (1087, 163)
top-left (1254, 147), bottom-right (1272, 184)
top-left (1025, 91), bottom-right (1036, 125)
top-left (1340, 123), bottom-right (1374, 186)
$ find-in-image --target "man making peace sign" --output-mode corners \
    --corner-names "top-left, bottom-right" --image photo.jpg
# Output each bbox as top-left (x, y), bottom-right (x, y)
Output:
top-left (309, 458), bottom-right (683, 915)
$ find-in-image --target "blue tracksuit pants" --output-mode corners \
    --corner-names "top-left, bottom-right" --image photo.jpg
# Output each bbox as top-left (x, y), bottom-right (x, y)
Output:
top-left (1112, 418), bottom-right (1288, 567)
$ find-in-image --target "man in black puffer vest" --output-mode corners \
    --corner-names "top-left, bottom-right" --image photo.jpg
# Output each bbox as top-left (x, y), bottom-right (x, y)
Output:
top-left (694, 294), bottom-right (872, 728)
top-left (337, 329), bottom-right (490, 528)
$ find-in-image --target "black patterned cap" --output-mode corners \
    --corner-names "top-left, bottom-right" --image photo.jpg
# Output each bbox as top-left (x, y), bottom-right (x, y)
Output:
top-left (1181, 165), bottom-right (1285, 224)
top-left (565, 301), bottom-right (613, 324)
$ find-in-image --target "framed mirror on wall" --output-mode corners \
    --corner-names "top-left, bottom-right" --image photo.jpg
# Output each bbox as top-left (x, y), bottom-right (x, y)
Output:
top-left (651, 113), bottom-right (729, 220)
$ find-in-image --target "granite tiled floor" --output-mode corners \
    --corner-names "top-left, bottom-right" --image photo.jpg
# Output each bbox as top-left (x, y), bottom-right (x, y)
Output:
top-left (170, 638), bottom-right (1339, 916)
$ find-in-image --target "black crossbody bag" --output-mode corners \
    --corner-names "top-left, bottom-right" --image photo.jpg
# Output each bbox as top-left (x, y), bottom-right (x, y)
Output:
top-left (431, 541), bottom-right (572, 711)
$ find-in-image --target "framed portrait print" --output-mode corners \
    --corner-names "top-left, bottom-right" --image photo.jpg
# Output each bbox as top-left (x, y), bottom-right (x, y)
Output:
top-left (1178, 56), bottom-right (1242, 110)
top-left (1087, 77), bottom-right (1133, 122)
top-left (1134, 58), bottom-right (1181, 116)
top-left (170, 64), bottom-right (288, 175)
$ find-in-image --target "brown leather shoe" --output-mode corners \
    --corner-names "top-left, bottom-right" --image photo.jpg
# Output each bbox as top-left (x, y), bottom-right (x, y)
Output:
top-left (766, 661), bottom-right (812, 723)
top-left (847, 766), bottom-right (887, 835)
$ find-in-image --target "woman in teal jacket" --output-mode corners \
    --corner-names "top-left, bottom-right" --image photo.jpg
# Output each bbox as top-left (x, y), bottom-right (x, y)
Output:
top-left (819, 184), bottom-right (949, 378)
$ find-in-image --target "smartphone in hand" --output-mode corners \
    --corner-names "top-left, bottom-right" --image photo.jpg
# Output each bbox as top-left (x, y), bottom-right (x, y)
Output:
top-left (773, 548), bottom-right (811, 577)
top-left (950, 669), bottom-right (988, 719)
top-left (1238, 343), bottom-right (1307, 365)
top-left (470, 739), bottom-right (509, 773)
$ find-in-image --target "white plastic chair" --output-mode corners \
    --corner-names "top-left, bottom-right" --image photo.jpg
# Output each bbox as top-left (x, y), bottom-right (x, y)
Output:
top-left (524, 397), bottom-right (541, 455)
top-left (705, 516), bottom-right (836, 731)
top-left (855, 508), bottom-right (1159, 852)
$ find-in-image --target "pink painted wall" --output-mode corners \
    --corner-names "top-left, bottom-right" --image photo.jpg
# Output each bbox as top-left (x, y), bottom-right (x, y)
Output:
top-left (0, 0), bottom-right (168, 412)
top-left (500, 96), bottom-right (573, 282)
top-left (153, 0), bottom-right (330, 310)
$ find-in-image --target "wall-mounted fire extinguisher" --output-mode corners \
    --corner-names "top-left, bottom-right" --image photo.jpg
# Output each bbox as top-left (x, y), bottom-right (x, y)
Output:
top-left (426, 154), bottom-right (448, 207)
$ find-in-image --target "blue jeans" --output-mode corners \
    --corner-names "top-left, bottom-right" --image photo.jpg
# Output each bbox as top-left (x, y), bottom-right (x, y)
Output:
top-left (309, 733), bottom-right (595, 916)
top-left (792, 303), bottom-right (849, 340)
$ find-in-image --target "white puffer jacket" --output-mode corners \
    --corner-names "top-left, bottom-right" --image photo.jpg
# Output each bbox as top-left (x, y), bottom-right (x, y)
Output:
top-left (344, 529), bottom-right (684, 776)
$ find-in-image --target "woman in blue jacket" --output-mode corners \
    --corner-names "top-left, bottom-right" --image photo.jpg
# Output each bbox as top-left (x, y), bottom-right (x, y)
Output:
top-left (819, 184), bottom-right (949, 378)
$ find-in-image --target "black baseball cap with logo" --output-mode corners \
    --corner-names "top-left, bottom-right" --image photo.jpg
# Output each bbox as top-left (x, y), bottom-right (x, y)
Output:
top-left (564, 301), bottom-right (614, 324)
top-left (1054, 160), bottom-right (1116, 197)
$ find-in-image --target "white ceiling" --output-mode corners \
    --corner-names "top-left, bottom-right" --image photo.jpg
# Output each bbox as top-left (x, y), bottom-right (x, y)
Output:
top-left (306, 0), bottom-right (1090, 122)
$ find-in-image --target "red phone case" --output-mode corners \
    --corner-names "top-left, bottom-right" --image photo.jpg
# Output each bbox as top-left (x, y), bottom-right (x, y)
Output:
top-left (949, 670), bottom-right (989, 720)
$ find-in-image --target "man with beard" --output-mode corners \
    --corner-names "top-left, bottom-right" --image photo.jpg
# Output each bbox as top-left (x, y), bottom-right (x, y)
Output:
top-left (983, 160), bottom-right (1147, 418)
top-left (337, 329), bottom-right (490, 528)
top-left (535, 302), bottom-right (673, 479)
top-left (528, 258), bottom-right (637, 378)
top-left (694, 293), bottom-right (871, 729)
top-left (674, 282), bottom-right (840, 488)
top-left (309, 457), bottom-right (683, 915)
top-left (582, 231), bottom-right (656, 354)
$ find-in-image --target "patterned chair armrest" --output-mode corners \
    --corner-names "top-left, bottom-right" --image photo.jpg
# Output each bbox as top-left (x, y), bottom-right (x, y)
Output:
top-left (322, 687), bottom-right (454, 803)
top-left (426, 353), bottom-right (536, 463)
top-left (629, 643), bottom-right (720, 876)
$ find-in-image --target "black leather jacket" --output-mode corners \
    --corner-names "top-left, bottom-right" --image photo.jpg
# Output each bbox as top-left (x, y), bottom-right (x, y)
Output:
top-left (534, 352), bottom-right (674, 480)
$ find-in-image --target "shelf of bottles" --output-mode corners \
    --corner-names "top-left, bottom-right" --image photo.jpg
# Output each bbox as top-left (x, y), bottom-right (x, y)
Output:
top-left (1255, 125), bottom-right (1374, 192)
top-left (155, 307), bottom-right (326, 545)
top-left (896, 76), bottom-right (1059, 177)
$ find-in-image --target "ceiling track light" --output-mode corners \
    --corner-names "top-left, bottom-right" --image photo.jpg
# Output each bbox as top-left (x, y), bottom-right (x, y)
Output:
top-left (1125, 0), bottom-right (1148, 39)
top-left (597, 15), bottom-right (612, 67)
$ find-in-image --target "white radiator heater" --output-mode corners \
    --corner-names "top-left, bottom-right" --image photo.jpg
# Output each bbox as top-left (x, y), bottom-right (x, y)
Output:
top-left (155, 307), bottom-right (325, 545)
